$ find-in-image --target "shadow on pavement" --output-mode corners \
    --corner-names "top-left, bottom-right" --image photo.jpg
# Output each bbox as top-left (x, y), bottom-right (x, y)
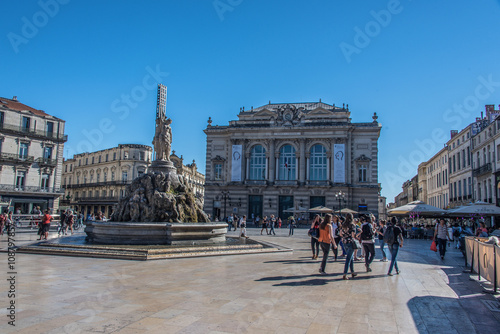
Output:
top-left (407, 266), bottom-right (500, 334)
top-left (257, 272), bottom-right (388, 286)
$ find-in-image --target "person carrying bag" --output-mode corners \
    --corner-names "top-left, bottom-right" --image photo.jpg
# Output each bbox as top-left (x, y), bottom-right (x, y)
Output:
top-left (318, 214), bottom-right (337, 274)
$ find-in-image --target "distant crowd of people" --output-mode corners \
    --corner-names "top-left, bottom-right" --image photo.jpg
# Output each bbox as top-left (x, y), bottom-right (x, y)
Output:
top-left (217, 213), bottom-right (305, 238)
top-left (0, 207), bottom-right (111, 240)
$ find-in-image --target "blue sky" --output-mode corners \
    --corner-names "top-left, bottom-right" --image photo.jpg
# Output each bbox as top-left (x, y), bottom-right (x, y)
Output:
top-left (1, 0), bottom-right (500, 203)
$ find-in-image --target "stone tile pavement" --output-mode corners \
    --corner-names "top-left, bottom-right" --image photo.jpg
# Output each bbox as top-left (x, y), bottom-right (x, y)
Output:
top-left (1, 227), bottom-right (500, 333)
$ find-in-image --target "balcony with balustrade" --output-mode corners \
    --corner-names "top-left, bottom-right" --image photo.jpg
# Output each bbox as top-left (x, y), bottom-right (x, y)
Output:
top-left (0, 152), bottom-right (34, 165)
top-left (35, 157), bottom-right (58, 167)
top-left (0, 122), bottom-right (67, 142)
top-left (472, 163), bottom-right (492, 177)
top-left (0, 184), bottom-right (64, 195)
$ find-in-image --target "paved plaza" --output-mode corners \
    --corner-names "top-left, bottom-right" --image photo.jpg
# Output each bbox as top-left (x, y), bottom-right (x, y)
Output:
top-left (1, 227), bottom-right (500, 334)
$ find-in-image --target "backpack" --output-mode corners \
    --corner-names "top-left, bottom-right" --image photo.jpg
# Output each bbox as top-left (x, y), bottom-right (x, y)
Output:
top-left (384, 225), bottom-right (395, 245)
top-left (453, 229), bottom-right (460, 237)
top-left (361, 223), bottom-right (374, 240)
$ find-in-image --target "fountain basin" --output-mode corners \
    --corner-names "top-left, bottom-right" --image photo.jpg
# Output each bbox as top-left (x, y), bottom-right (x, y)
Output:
top-left (84, 221), bottom-right (228, 245)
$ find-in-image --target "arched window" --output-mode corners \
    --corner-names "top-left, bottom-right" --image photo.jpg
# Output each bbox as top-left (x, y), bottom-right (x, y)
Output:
top-left (278, 145), bottom-right (296, 180)
top-left (249, 145), bottom-right (266, 180)
top-left (309, 144), bottom-right (327, 180)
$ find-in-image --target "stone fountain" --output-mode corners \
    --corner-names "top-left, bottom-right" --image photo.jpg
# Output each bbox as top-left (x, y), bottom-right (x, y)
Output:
top-left (16, 85), bottom-right (291, 260)
top-left (84, 84), bottom-right (227, 245)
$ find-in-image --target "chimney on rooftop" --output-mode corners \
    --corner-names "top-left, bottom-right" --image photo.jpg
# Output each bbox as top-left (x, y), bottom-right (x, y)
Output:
top-left (12, 96), bottom-right (17, 101)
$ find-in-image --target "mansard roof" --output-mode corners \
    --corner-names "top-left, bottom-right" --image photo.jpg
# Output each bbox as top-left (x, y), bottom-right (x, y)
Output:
top-left (0, 96), bottom-right (63, 120)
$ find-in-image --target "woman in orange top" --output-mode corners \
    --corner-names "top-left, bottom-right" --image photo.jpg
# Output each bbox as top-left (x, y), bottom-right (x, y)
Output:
top-left (40, 209), bottom-right (53, 240)
top-left (318, 214), bottom-right (337, 275)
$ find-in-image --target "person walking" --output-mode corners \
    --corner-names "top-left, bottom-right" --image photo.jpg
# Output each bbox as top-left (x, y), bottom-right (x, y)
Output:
top-left (353, 219), bottom-right (363, 261)
top-left (58, 209), bottom-right (67, 236)
top-left (387, 217), bottom-right (403, 275)
top-left (30, 206), bottom-right (41, 229)
top-left (289, 216), bottom-right (295, 236)
top-left (6, 211), bottom-right (13, 234)
top-left (269, 215), bottom-right (277, 236)
top-left (452, 223), bottom-right (462, 249)
top-left (340, 213), bottom-right (358, 280)
top-left (0, 211), bottom-right (6, 236)
top-left (66, 210), bottom-right (75, 235)
top-left (260, 216), bottom-right (269, 235)
top-left (434, 218), bottom-right (451, 260)
top-left (377, 220), bottom-right (388, 262)
top-left (360, 215), bottom-right (376, 272)
top-left (40, 209), bottom-right (53, 240)
top-left (338, 216), bottom-right (347, 257)
top-left (318, 214), bottom-right (337, 274)
top-left (331, 215), bottom-right (342, 261)
top-left (310, 215), bottom-right (321, 259)
top-left (232, 214), bottom-right (238, 231)
top-left (239, 215), bottom-right (249, 238)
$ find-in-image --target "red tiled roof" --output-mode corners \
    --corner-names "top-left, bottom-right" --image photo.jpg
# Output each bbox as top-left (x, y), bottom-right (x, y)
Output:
top-left (0, 97), bottom-right (52, 117)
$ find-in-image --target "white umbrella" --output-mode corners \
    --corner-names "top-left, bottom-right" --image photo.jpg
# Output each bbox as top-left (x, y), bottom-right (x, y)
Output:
top-left (446, 201), bottom-right (500, 216)
top-left (283, 206), bottom-right (309, 213)
top-left (340, 208), bottom-right (358, 214)
top-left (388, 200), bottom-right (446, 217)
top-left (308, 206), bottom-right (334, 213)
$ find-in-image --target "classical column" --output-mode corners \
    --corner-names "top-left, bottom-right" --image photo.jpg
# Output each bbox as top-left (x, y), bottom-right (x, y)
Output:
top-left (275, 156), bottom-right (279, 180)
top-left (330, 140), bottom-right (335, 182)
top-left (326, 155), bottom-right (331, 180)
top-left (246, 153), bottom-right (250, 180)
top-left (345, 136), bottom-right (350, 184)
top-left (306, 157), bottom-right (309, 180)
top-left (299, 139), bottom-right (306, 183)
top-left (269, 139), bottom-right (275, 182)
top-left (241, 142), bottom-right (246, 182)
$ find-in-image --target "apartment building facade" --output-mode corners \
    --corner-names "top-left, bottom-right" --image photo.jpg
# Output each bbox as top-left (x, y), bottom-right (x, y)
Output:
top-left (0, 96), bottom-right (66, 213)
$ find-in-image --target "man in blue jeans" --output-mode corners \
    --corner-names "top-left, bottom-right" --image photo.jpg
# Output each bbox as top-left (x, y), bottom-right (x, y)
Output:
top-left (387, 217), bottom-right (403, 276)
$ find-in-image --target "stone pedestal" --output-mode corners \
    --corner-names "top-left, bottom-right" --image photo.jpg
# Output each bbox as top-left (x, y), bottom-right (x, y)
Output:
top-left (85, 221), bottom-right (228, 245)
top-left (149, 160), bottom-right (177, 174)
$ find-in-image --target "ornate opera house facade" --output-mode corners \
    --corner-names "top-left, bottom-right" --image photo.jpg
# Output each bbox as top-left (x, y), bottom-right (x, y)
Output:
top-left (203, 101), bottom-right (382, 221)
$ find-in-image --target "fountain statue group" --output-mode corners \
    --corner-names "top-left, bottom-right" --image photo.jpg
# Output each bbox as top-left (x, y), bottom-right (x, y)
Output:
top-left (85, 86), bottom-right (227, 245)
top-left (152, 115), bottom-right (172, 162)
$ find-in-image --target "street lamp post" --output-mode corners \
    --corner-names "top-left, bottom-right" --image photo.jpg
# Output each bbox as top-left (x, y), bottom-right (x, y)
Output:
top-left (218, 191), bottom-right (230, 221)
top-left (335, 191), bottom-right (345, 216)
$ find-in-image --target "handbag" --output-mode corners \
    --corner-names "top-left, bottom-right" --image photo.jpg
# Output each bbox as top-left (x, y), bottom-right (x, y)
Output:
top-left (351, 239), bottom-right (362, 249)
top-left (430, 240), bottom-right (437, 252)
top-left (308, 228), bottom-right (319, 239)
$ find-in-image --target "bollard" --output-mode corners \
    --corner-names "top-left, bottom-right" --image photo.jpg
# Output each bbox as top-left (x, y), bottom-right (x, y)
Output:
top-left (494, 246), bottom-right (498, 294)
